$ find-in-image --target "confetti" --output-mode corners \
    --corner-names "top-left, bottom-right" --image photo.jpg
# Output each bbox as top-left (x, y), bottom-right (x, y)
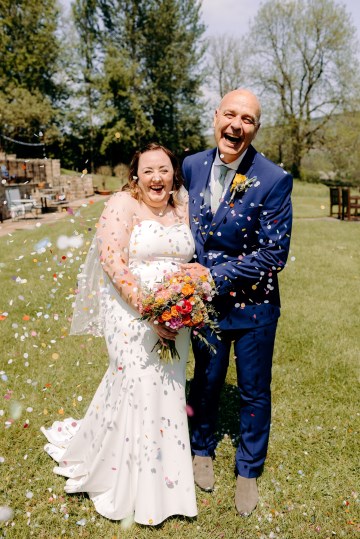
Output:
top-left (56, 235), bottom-right (84, 250)
top-left (0, 506), bottom-right (13, 522)
top-left (9, 401), bottom-right (22, 420)
top-left (185, 404), bottom-right (194, 417)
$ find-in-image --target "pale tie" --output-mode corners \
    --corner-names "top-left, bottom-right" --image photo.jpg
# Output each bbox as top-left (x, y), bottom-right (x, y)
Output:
top-left (212, 164), bottom-right (228, 212)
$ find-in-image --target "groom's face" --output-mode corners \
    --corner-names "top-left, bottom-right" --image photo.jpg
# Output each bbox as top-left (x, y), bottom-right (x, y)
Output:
top-left (214, 90), bottom-right (261, 163)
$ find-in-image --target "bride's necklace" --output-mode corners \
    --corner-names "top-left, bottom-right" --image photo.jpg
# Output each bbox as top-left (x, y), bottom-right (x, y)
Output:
top-left (145, 201), bottom-right (169, 217)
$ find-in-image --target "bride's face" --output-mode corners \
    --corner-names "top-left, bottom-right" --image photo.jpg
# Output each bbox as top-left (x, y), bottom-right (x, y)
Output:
top-left (137, 149), bottom-right (174, 208)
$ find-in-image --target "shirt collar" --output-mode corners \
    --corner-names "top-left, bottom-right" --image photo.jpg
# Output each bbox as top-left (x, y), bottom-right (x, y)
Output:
top-left (214, 149), bottom-right (247, 171)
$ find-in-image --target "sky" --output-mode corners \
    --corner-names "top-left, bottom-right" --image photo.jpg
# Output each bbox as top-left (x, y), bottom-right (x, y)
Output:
top-left (199, 0), bottom-right (360, 120)
top-left (201, 0), bottom-right (360, 40)
top-left (61, 0), bottom-right (360, 41)
top-left (60, 0), bottom-right (360, 121)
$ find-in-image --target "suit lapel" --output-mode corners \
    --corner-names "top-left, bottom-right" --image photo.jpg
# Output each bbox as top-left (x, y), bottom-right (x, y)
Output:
top-left (209, 145), bottom-right (257, 232)
top-left (193, 149), bottom-right (215, 228)
top-left (236, 145), bottom-right (257, 175)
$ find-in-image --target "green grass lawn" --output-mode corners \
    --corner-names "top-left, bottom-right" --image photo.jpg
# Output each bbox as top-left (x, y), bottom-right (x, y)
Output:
top-left (0, 182), bottom-right (359, 538)
top-left (292, 181), bottom-right (330, 218)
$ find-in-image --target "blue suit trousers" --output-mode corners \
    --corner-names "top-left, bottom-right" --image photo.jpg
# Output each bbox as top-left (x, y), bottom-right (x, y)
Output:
top-left (189, 321), bottom-right (277, 478)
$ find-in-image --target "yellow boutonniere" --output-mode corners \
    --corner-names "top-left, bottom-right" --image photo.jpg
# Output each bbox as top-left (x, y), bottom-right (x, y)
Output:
top-left (229, 173), bottom-right (257, 201)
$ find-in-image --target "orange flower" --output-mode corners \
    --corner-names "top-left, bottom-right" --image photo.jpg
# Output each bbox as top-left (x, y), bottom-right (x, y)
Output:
top-left (160, 311), bottom-right (172, 321)
top-left (181, 283), bottom-right (194, 296)
top-left (182, 315), bottom-right (192, 326)
top-left (171, 305), bottom-right (179, 317)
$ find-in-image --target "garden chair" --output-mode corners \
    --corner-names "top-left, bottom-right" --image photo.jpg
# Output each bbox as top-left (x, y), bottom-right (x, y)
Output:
top-left (329, 187), bottom-right (341, 219)
top-left (5, 188), bottom-right (25, 220)
top-left (341, 188), bottom-right (360, 220)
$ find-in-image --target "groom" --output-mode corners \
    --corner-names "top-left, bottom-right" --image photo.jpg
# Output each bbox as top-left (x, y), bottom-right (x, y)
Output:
top-left (181, 88), bottom-right (293, 515)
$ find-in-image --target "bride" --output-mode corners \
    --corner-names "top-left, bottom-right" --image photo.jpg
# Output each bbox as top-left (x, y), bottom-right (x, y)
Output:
top-left (41, 143), bottom-right (198, 525)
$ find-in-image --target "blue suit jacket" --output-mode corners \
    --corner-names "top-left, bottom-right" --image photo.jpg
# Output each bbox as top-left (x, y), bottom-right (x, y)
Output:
top-left (182, 145), bottom-right (293, 329)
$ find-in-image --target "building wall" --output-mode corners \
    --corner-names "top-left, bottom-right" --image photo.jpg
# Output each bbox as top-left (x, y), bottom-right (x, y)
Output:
top-left (0, 153), bottom-right (94, 221)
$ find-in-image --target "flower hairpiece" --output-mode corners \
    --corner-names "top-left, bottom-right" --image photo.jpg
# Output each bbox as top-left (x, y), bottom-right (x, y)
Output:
top-left (229, 173), bottom-right (257, 201)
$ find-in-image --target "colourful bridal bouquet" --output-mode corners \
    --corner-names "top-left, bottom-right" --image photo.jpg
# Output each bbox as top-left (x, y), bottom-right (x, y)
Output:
top-left (229, 173), bottom-right (257, 202)
top-left (139, 271), bottom-right (219, 363)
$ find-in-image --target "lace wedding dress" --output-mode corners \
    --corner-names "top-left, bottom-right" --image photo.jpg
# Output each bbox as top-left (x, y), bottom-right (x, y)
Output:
top-left (41, 216), bottom-right (197, 525)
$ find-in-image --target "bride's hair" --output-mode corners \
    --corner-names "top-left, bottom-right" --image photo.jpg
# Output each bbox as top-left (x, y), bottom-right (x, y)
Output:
top-left (124, 142), bottom-right (184, 208)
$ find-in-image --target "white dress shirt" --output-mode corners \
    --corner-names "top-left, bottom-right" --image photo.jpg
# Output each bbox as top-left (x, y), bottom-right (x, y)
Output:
top-left (210, 150), bottom-right (247, 210)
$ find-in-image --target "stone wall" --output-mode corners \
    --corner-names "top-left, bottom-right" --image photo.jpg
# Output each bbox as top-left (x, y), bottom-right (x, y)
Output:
top-left (0, 153), bottom-right (60, 184)
top-left (54, 174), bottom-right (94, 201)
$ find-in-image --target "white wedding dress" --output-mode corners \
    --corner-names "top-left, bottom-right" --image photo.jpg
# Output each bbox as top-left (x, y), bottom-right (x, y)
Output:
top-left (41, 219), bottom-right (197, 525)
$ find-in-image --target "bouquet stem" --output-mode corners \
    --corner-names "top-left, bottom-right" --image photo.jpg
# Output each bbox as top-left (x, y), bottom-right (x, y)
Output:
top-left (152, 339), bottom-right (180, 363)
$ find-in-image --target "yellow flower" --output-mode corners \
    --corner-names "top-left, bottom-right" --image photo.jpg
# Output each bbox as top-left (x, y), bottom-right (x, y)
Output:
top-left (230, 173), bottom-right (247, 191)
top-left (192, 312), bottom-right (204, 324)
top-left (229, 174), bottom-right (257, 201)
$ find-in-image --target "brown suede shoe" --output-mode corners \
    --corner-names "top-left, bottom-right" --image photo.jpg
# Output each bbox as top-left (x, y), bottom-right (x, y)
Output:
top-left (192, 455), bottom-right (215, 491)
top-left (235, 476), bottom-right (259, 516)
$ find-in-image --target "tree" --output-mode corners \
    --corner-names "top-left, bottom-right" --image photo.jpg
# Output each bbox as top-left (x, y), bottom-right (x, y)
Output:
top-left (71, 0), bottom-right (101, 172)
top-left (97, 0), bottom-right (207, 164)
top-left (142, 0), bottom-right (206, 151)
top-left (99, 43), bottom-right (156, 165)
top-left (206, 35), bottom-right (244, 98)
top-left (244, 0), bottom-right (360, 178)
top-left (0, 0), bottom-right (63, 145)
top-left (0, 0), bottom-right (60, 97)
top-left (319, 112), bottom-right (360, 185)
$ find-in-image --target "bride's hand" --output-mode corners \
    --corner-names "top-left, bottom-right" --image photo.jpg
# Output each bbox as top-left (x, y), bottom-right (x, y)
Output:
top-left (180, 262), bottom-right (211, 281)
top-left (149, 321), bottom-right (178, 341)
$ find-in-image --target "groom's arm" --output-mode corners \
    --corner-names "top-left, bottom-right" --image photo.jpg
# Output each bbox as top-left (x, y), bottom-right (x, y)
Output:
top-left (211, 172), bottom-right (293, 295)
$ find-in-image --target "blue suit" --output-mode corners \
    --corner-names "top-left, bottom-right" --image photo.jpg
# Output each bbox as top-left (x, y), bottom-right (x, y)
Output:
top-left (182, 145), bottom-right (293, 478)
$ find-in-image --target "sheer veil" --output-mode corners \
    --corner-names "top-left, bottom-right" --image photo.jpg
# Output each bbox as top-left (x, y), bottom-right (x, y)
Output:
top-left (69, 187), bottom-right (189, 337)
top-left (69, 234), bottom-right (107, 337)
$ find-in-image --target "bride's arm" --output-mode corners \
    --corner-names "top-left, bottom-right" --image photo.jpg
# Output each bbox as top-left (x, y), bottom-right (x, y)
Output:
top-left (96, 192), bottom-right (177, 341)
top-left (96, 192), bottom-right (141, 312)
